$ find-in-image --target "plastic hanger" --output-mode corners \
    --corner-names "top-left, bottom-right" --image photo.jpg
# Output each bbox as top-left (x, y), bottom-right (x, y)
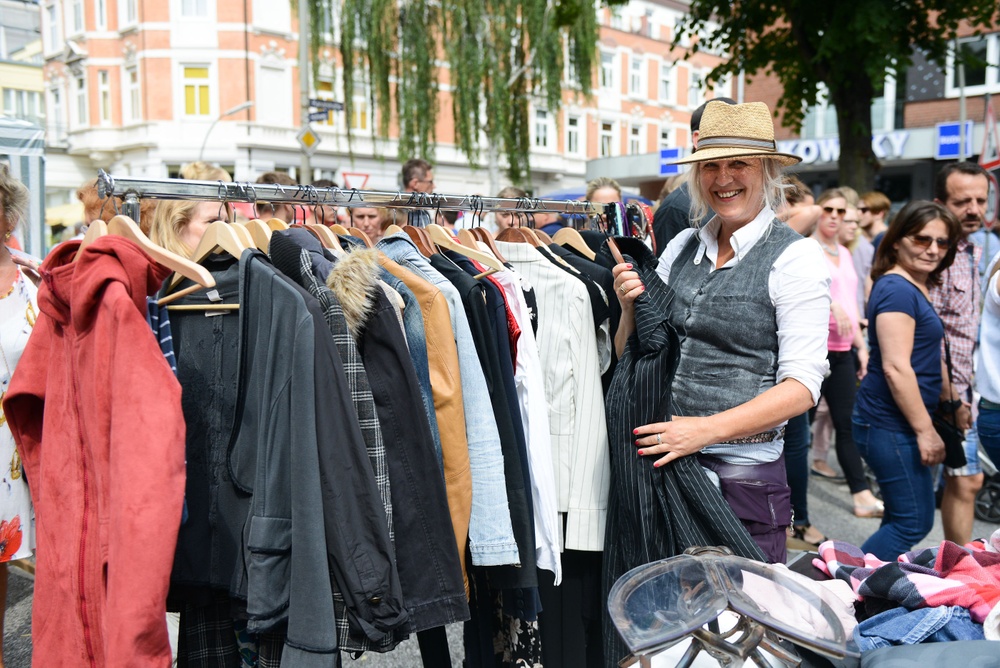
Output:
top-left (553, 226), bottom-right (597, 261)
top-left (160, 220), bottom-right (247, 299)
top-left (242, 219), bottom-right (273, 252)
top-left (103, 215), bottom-right (216, 294)
top-left (426, 223), bottom-right (503, 279)
top-left (76, 219), bottom-right (108, 256)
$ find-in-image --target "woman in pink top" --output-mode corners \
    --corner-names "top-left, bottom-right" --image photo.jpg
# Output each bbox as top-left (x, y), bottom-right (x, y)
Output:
top-left (813, 189), bottom-right (884, 517)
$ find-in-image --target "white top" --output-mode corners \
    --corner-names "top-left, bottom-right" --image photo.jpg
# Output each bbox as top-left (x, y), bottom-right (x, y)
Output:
top-left (482, 257), bottom-right (563, 584)
top-left (654, 208), bottom-right (831, 463)
top-left (497, 240), bottom-right (610, 552)
top-left (0, 270), bottom-right (37, 562)
top-left (976, 250), bottom-right (1000, 404)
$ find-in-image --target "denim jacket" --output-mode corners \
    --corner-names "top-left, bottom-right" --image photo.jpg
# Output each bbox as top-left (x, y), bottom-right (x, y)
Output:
top-left (378, 234), bottom-right (520, 566)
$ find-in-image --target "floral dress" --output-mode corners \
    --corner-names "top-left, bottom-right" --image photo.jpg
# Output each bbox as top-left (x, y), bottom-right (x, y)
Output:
top-left (0, 269), bottom-right (37, 562)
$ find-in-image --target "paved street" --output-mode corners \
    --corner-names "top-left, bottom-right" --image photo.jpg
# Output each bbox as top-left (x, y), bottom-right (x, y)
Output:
top-left (4, 470), bottom-right (997, 667)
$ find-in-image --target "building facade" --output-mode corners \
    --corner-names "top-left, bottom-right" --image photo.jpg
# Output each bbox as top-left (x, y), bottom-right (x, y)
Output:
top-left (38, 0), bottom-right (726, 231)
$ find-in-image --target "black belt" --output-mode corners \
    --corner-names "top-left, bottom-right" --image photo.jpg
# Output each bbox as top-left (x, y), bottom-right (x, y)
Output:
top-left (981, 398), bottom-right (1000, 412)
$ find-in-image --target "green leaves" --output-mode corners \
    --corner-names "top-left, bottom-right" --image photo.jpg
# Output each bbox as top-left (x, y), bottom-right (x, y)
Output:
top-left (307, 0), bottom-right (603, 185)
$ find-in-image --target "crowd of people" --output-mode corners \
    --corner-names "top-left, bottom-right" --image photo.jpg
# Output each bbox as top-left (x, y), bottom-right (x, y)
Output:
top-left (0, 95), bottom-right (999, 665)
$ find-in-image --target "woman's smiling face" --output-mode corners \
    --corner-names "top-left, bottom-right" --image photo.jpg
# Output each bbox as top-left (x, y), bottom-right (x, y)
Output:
top-left (697, 158), bottom-right (765, 227)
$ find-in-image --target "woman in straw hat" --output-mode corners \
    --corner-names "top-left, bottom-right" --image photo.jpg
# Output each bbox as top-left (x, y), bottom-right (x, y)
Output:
top-left (612, 101), bottom-right (831, 563)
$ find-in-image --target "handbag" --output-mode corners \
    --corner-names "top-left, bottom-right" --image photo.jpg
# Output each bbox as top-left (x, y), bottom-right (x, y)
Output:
top-left (933, 333), bottom-right (967, 469)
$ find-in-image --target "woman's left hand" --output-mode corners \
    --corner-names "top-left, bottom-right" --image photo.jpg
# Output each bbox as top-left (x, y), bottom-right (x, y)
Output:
top-left (11, 254), bottom-right (41, 286)
top-left (956, 403), bottom-right (973, 431)
top-left (634, 416), bottom-right (715, 468)
top-left (856, 346), bottom-right (869, 381)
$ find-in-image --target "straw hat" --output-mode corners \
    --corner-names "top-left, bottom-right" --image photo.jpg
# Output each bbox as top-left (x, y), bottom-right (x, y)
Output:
top-left (673, 101), bottom-right (801, 167)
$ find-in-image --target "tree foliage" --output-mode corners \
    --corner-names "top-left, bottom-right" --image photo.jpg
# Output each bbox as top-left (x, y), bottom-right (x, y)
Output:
top-left (307, 0), bottom-right (626, 185)
top-left (676, 1), bottom-right (999, 192)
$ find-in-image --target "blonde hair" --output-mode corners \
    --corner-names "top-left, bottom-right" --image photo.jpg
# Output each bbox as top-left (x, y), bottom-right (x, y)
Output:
top-left (0, 164), bottom-right (30, 234)
top-left (149, 200), bottom-right (218, 257)
top-left (76, 178), bottom-right (159, 233)
top-left (586, 176), bottom-right (621, 201)
top-left (180, 161), bottom-right (232, 182)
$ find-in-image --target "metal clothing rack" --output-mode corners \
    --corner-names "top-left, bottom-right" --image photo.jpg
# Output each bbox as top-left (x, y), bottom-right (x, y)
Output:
top-left (96, 170), bottom-right (602, 223)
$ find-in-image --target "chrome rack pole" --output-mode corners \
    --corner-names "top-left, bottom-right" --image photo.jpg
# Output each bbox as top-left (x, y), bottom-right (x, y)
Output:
top-left (96, 171), bottom-right (602, 216)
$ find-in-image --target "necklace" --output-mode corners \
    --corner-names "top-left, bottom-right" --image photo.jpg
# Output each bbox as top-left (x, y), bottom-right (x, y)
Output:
top-left (816, 239), bottom-right (839, 257)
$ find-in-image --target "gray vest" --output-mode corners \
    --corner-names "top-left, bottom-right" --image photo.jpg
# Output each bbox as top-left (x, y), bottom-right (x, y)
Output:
top-left (668, 221), bottom-right (800, 420)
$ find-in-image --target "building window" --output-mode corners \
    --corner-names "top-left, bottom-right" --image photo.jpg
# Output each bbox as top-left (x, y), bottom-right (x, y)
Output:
top-left (122, 0), bottom-right (138, 26)
top-left (49, 87), bottom-right (65, 139)
top-left (46, 4), bottom-right (60, 49)
top-left (96, 0), bottom-right (107, 29)
top-left (689, 69), bottom-right (703, 108)
top-left (609, 7), bottom-right (624, 29)
top-left (566, 115), bottom-right (580, 154)
top-left (659, 62), bottom-right (672, 102)
top-left (600, 121), bottom-right (614, 157)
top-left (253, 0), bottom-right (291, 33)
top-left (534, 109), bottom-right (549, 148)
top-left (257, 63), bottom-right (292, 126)
top-left (182, 66), bottom-right (211, 116)
top-left (315, 79), bottom-right (336, 127)
top-left (181, 0), bottom-right (209, 18)
top-left (629, 124), bottom-right (642, 154)
top-left (350, 74), bottom-right (370, 131)
top-left (70, 0), bottom-right (84, 34)
top-left (98, 70), bottom-right (111, 124)
top-left (630, 55), bottom-right (643, 97)
top-left (946, 33), bottom-right (999, 96)
top-left (74, 74), bottom-right (87, 126)
top-left (125, 66), bottom-right (140, 122)
top-left (659, 127), bottom-right (671, 150)
top-left (600, 52), bottom-right (614, 91)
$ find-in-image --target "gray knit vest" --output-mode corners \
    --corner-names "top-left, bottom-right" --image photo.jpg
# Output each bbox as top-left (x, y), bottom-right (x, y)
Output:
top-left (668, 221), bottom-right (800, 420)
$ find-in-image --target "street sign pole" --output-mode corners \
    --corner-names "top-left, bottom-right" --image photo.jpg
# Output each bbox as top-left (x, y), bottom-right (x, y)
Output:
top-left (298, 0), bottom-right (311, 184)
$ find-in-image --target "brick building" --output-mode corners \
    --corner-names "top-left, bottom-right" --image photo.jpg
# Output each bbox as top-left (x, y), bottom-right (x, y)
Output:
top-left (38, 0), bottom-right (728, 236)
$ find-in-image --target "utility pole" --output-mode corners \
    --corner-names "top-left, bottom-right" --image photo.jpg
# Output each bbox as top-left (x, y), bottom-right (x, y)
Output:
top-left (298, 0), bottom-right (312, 184)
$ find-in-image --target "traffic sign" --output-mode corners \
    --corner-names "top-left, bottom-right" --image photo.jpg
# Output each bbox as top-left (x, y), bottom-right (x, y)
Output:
top-left (934, 121), bottom-right (974, 160)
top-left (309, 98), bottom-right (344, 111)
top-left (296, 124), bottom-right (321, 155)
top-left (659, 148), bottom-right (681, 176)
top-left (308, 110), bottom-right (330, 122)
top-left (980, 99), bottom-right (1000, 171)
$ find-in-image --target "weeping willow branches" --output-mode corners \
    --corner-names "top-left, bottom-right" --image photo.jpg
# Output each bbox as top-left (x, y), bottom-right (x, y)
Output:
top-left (307, 0), bottom-right (609, 185)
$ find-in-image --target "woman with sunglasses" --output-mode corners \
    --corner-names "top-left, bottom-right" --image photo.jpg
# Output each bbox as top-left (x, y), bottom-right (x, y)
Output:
top-left (611, 102), bottom-right (830, 565)
top-left (852, 200), bottom-right (967, 560)
top-left (811, 189), bottom-right (883, 518)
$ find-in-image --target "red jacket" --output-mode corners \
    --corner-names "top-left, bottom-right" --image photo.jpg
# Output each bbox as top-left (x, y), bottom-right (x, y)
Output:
top-left (5, 238), bottom-right (186, 667)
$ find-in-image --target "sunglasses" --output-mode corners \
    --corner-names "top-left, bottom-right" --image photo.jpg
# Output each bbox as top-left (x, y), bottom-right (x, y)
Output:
top-left (858, 206), bottom-right (870, 213)
top-left (907, 233), bottom-right (951, 250)
top-left (822, 206), bottom-right (847, 216)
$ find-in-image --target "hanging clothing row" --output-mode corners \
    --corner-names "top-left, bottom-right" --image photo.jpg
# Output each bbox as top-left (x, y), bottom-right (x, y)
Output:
top-left (5, 175), bottom-right (622, 668)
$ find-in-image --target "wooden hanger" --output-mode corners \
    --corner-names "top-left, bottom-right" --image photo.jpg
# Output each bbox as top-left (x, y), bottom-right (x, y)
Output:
top-left (76, 219), bottom-right (108, 256)
top-left (383, 224), bottom-right (403, 237)
top-left (469, 227), bottom-right (507, 264)
top-left (348, 227), bottom-right (374, 248)
top-left (532, 228), bottom-right (554, 245)
top-left (305, 224), bottom-right (345, 254)
top-left (496, 227), bottom-right (540, 246)
top-left (266, 218), bottom-right (289, 231)
top-left (330, 223), bottom-right (350, 236)
top-left (103, 215), bottom-right (216, 294)
top-left (553, 226), bottom-right (596, 261)
top-left (230, 222), bottom-right (254, 249)
top-left (402, 226), bottom-right (435, 258)
top-left (426, 224), bottom-right (503, 279)
top-left (161, 220), bottom-right (247, 299)
top-left (457, 228), bottom-right (478, 250)
top-left (242, 219), bottom-right (273, 252)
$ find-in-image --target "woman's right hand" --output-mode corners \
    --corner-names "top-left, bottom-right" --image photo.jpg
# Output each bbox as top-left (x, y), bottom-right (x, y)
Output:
top-left (612, 262), bottom-right (644, 309)
top-left (916, 427), bottom-right (945, 467)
